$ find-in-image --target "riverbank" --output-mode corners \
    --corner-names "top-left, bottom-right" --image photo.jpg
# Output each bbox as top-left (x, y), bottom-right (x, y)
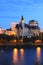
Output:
top-left (0, 43), bottom-right (43, 49)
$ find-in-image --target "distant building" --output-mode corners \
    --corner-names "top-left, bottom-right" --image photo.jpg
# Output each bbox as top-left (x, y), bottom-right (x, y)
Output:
top-left (16, 16), bottom-right (29, 36)
top-left (29, 20), bottom-right (38, 26)
top-left (10, 17), bottom-right (40, 37)
top-left (11, 22), bottom-right (18, 36)
top-left (16, 17), bottom-right (40, 36)
top-left (0, 27), bottom-right (5, 34)
top-left (11, 22), bottom-right (18, 31)
top-left (28, 20), bottom-right (40, 36)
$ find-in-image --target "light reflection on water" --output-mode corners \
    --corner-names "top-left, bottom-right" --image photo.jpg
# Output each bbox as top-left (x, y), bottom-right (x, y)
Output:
top-left (13, 48), bottom-right (24, 65)
top-left (19, 48), bottom-right (24, 65)
top-left (36, 47), bottom-right (41, 61)
top-left (20, 48), bottom-right (24, 60)
top-left (13, 48), bottom-right (18, 64)
top-left (0, 47), bottom-right (43, 65)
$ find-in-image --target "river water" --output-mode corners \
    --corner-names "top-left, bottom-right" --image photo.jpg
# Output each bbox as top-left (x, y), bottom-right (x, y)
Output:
top-left (0, 47), bottom-right (43, 65)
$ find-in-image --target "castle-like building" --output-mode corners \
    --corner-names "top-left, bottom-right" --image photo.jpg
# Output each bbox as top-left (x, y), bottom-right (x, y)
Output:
top-left (15, 16), bottom-right (40, 37)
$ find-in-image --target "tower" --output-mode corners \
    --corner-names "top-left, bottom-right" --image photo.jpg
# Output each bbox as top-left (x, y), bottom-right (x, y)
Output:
top-left (21, 16), bottom-right (25, 36)
top-left (21, 16), bottom-right (24, 23)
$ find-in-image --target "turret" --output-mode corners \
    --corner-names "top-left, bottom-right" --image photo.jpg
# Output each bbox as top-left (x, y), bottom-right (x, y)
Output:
top-left (21, 16), bottom-right (24, 23)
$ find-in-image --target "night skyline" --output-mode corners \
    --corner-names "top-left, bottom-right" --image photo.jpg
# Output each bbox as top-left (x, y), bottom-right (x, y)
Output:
top-left (0, 0), bottom-right (43, 29)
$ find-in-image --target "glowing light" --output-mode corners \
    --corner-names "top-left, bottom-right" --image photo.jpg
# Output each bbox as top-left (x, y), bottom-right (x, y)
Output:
top-left (20, 48), bottom-right (24, 59)
top-left (14, 40), bottom-right (17, 43)
top-left (13, 48), bottom-right (18, 64)
top-left (35, 40), bottom-right (42, 43)
top-left (13, 32), bottom-right (16, 35)
top-left (36, 47), bottom-right (41, 61)
top-left (20, 39), bottom-right (23, 42)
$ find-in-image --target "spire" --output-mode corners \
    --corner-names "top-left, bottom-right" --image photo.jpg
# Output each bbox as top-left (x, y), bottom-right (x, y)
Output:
top-left (21, 16), bottom-right (24, 20)
top-left (21, 16), bottom-right (24, 23)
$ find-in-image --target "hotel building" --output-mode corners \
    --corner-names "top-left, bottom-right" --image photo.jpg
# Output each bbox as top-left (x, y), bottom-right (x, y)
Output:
top-left (16, 16), bottom-right (40, 37)
top-left (28, 20), bottom-right (40, 36)
top-left (16, 16), bottom-right (29, 36)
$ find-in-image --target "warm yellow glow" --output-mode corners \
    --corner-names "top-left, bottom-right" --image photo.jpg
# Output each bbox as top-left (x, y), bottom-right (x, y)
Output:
top-left (13, 48), bottom-right (18, 64)
top-left (13, 48), bottom-right (18, 54)
top-left (20, 39), bottom-right (23, 42)
top-left (36, 47), bottom-right (41, 61)
top-left (8, 31), bottom-right (13, 35)
top-left (14, 40), bottom-right (17, 43)
top-left (13, 32), bottom-right (16, 35)
top-left (10, 39), bottom-right (17, 43)
top-left (20, 48), bottom-right (24, 59)
top-left (12, 31), bottom-right (16, 35)
top-left (35, 40), bottom-right (42, 43)
top-left (6, 31), bottom-right (17, 36)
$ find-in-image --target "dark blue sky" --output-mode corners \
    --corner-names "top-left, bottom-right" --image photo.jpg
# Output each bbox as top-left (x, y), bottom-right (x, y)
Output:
top-left (0, 0), bottom-right (43, 29)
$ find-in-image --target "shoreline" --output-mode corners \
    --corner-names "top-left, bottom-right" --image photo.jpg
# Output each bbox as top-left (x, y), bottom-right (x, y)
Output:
top-left (0, 43), bottom-right (43, 49)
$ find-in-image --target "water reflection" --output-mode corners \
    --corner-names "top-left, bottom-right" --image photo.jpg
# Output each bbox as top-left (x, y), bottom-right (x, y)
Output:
top-left (36, 47), bottom-right (41, 61)
top-left (0, 47), bottom-right (43, 65)
top-left (19, 48), bottom-right (24, 65)
top-left (13, 48), bottom-right (18, 64)
top-left (1, 50), bottom-right (4, 53)
top-left (20, 48), bottom-right (24, 60)
top-left (13, 48), bottom-right (24, 65)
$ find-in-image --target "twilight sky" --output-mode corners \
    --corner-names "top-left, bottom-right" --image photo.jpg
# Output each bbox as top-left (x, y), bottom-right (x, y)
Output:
top-left (0, 0), bottom-right (43, 29)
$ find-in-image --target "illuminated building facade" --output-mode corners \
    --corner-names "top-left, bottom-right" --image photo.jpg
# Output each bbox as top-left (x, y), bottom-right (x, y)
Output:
top-left (5, 30), bottom-right (17, 36)
top-left (29, 20), bottom-right (38, 26)
top-left (16, 16), bottom-right (29, 36)
top-left (11, 22), bottom-right (18, 36)
top-left (16, 16), bottom-right (40, 37)
top-left (28, 20), bottom-right (40, 36)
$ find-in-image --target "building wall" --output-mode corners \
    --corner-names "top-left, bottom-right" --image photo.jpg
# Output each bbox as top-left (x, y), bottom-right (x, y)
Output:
top-left (28, 20), bottom-right (40, 36)
top-left (11, 22), bottom-right (18, 36)
top-left (11, 22), bottom-right (18, 30)
top-left (28, 29), bottom-right (40, 36)
top-left (29, 20), bottom-right (38, 26)
top-left (5, 30), bottom-right (18, 36)
top-left (19, 27), bottom-right (29, 36)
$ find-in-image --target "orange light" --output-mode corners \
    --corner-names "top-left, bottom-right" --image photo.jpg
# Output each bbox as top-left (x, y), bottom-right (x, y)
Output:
top-left (35, 40), bottom-right (42, 43)
top-left (13, 48), bottom-right (18, 64)
top-left (13, 48), bottom-right (18, 54)
top-left (14, 32), bottom-right (16, 35)
top-left (20, 39), bottom-right (23, 42)
top-left (20, 48), bottom-right (24, 59)
top-left (14, 40), bottom-right (17, 43)
top-left (36, 47), bottom-right (41, 61)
